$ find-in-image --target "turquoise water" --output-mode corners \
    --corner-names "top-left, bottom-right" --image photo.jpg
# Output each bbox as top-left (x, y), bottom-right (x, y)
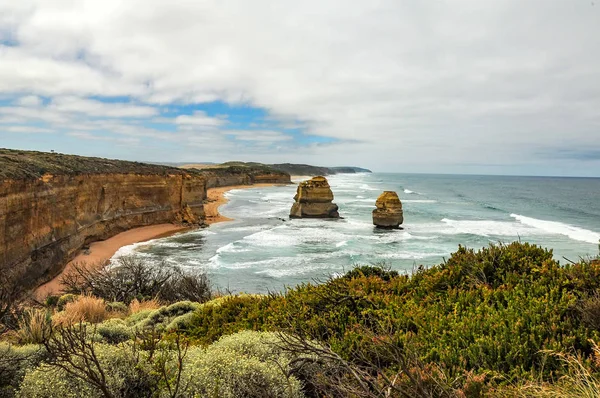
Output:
top-left (113, 173), bottom-right (600, 293)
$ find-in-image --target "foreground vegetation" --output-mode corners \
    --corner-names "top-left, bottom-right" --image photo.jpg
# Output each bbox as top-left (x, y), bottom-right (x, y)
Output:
top-left (2, 242), bottom-right (600, 397)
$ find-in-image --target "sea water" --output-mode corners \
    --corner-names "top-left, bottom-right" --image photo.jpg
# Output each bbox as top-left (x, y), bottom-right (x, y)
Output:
top-left (113, 173), bottom-right (600, 293)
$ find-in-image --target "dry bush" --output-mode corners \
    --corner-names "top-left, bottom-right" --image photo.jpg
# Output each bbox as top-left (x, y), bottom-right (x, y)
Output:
top-left (54, 295), bottom-right (107, 325)
top-left (129, 298), bottom-right (161, 314)
top-left (17, 308), bottom-right (52, 344)
top-left (0, 264), bottom-right (28, 331)
top-left (61, 256), bottom-right (212, 304)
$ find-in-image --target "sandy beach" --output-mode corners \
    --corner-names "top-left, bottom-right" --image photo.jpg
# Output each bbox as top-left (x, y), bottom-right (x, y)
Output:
top-left (35, 181), bottom-right (293, 298)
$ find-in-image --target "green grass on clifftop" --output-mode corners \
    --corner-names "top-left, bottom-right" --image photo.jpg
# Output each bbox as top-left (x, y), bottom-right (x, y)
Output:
top-left (0, 148), bottom-right (193, 180)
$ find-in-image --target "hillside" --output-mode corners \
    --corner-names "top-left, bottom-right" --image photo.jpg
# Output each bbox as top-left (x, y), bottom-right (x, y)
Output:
top-left (0, 148), bottom-right (191, 180)
top-left (181, 161), bottom-right (372, 176)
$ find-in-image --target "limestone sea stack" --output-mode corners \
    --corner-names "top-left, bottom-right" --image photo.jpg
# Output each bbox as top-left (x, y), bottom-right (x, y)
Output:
top-left (290, 176), bottom-right (340, 218)
top-left (373, 191), bottom-right (403, 229)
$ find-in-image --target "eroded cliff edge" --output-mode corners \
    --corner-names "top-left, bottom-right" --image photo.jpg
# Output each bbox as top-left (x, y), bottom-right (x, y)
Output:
top-left (0, 149), bottom-right (291, 292)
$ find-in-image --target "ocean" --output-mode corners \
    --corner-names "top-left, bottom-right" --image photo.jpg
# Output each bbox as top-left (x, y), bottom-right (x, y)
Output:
top-left (113, 173), bottom-right (600, 293)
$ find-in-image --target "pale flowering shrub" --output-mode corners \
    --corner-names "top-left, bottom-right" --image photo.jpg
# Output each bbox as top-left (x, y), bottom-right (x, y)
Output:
top-left (18, 343), bottom-right (154, 398)
top-left (18, 365), bottom-right (98, 398)
top-left (209, 330), bottom-right (294, 363)
top-left (0, 343), bottom-right (46, 397)
top-left (180, 331), bottom-right (304, 398)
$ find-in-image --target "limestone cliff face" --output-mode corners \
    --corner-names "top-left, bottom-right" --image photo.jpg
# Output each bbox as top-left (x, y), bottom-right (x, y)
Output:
top-left (289, 176), bottom-right (340, 218)
top-left (372, 191), bottom-right (403, 229)
top-left (203, 169), bottom-right (291, 188)
top-left (0, 172), bottom-right (206, 290)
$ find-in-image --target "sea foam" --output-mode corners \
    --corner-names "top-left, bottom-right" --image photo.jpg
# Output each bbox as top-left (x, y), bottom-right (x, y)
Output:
top-left (511, 214), bottom-right (600, 244)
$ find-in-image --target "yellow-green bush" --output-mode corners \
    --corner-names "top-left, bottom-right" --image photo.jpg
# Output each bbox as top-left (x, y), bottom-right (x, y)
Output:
top-left (95, 319), bottom-right (133, 344)
top-left (181, 331), bottom-right (303, 398)
top-left (18, 343), bottom-right (154, 398)
top-left (0, 344), bottom-right (46, 397)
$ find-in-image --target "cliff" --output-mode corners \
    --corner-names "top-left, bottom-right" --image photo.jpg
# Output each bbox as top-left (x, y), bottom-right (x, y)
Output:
top-left (0, 149), bottom-right (290, 292)
top-left (200, 166), bottom-right (291, 188)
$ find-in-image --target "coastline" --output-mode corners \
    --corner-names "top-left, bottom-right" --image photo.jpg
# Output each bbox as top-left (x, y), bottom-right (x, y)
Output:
top-left (34, 181), bottom-right (293, 298)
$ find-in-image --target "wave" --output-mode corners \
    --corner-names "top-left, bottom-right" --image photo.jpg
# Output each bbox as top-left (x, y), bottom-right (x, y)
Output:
top-left (511, 214), bottom-right (600, 244)
top-left (336, 240), bottom-right (348, 247)
top-left (359, 184), bottom-right (378, 191)
top-left (403, 189), bottom-right (414, 194)
top-left (403, 200), bottom-right (437, 203)
top-left (440, 218), bottom-right (540, 237)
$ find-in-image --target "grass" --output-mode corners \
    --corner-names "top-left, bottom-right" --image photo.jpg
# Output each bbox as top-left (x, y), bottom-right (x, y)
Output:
top-left (53, 295), bottom-right (107, 325)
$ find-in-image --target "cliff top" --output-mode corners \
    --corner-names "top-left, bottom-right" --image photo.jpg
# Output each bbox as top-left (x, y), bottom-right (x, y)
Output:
top-left (181, 161), bottom-right (371, 176)
top-left (0, 148), bottom-right (192, 180)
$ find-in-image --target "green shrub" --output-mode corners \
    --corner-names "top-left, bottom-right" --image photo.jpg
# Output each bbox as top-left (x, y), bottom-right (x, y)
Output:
top-left (56, 294), bottom-right (77, 311)
top-left (181, 242), bottom-right (600, 388)
top-left (95, 319), bottom-right (133, 344)
top-left (131, 301), bottom-right (201, 332)
top-left (344, 264), bottom-right (399, 281)
top-left (0, 344), bottom-right (46, 398)
top-left (44, 295), bottom-right (59, 308)
top-left (124, 309), bottom-right (154, 326)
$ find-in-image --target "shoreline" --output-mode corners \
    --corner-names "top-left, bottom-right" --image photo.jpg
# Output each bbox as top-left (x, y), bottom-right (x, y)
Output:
top-left (34, 181), bottom-right (293, 298)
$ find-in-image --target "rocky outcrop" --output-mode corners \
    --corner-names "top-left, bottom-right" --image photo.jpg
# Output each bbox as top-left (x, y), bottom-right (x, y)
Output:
top-left (372, 191), bottom-right (403, 229)
top-left (290, 176), bottom-right (339, 218)
top-left (0, 171), bottom-right (206, 291)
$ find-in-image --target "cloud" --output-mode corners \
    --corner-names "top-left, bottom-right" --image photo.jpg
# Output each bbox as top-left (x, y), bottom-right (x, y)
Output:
top-left (174, 111), bottom-right (225, 128)
top-left (0, 0), bottom-right (599, 175)
top-left (225, 130), bottom-right (292, 142)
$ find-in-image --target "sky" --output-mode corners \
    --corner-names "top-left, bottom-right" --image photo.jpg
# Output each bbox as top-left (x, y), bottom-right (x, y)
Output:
top-left (0, 0), bottom-right (599, 176)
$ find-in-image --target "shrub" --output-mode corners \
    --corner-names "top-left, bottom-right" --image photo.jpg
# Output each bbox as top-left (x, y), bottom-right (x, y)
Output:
top-left (105, 301), bottom-right (127, 315)
top-left (95, 319), bottom-right (133, 344)
top-left (60, 256), bottom-right (211, 304)
top-left (17, 309), bottom-right (52, 344)
top-left (56, 294), bottom-right (77, 311)
top-left (131, 301), bottom-right (201, 332)
top-left (181, 242), bottom-right (600, 390)
top-left (0, 344), bottom-right (46, 398)
top-left (181, 331), bottom-right (303, 398)
top-left (44, 295), bottom-right (59, 308)
top-left (344, 263), bottom-right (399, 281)
top-left (54, 295), bottom-right (107, 325)
top-left (18, 343), bottom-right (154, 398)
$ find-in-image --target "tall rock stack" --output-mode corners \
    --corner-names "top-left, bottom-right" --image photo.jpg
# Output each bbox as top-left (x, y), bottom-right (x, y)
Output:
top-left (373, 191), bottom-right (403, 229)
top-left (290, 176), bottom-right (340, 218)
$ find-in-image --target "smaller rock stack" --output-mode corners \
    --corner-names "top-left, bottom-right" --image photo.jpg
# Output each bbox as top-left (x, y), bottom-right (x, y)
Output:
top-left (373, 191), bottom-right (403, 229)
top-left (290, 176), bottom-right (340, 218)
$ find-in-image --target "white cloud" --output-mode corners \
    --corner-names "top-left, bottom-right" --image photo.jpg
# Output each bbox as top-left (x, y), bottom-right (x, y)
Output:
top-left (48, 96), bottom-right (158, 118)
top-left (0, 0), bottom-right (599, 174)
top-left (225, 130), bottom-right (292, 142)
top-left (16, 95), bottom-right (42, 107)
top-left (174, 111), bottom-right (225, 128)
top-left (3, 125), bottom-right (53, 133)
